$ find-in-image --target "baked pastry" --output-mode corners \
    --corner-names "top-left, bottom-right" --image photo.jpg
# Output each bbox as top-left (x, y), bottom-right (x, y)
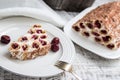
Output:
top-left (72, 1), bottom-right (120, 50)
top-left (9, 24), bottom-right (51, 60)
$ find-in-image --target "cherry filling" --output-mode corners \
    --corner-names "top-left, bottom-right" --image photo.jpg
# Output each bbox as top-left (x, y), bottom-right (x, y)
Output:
top-left (102, 36), bottom-right (111, 42)
top-left (39, 39), bottom-right (47, 46)
top-left (91, 31), bottom-right (100, 36)
top-left (32, 42), bottom-right (39, 48)
top-left (94, 20), bottom-right (101, 28)
top-left (100, 30), bottom-right (107, 34)
top-left (83, 32), bottom-right (90, 37)
top-left (36, 30), bottom-right (42, 34)
top-left (22, 37), bottom-right (28, 41)
top-left (40, 35), bottom-right (47, 39)
top-left (12, 43), bottom-right (19, 49)
top-left (32, 35), bottom-right (38, 40)
top-left (106, 44), bottom-right (115, 49)
top-left (73, 26), bottom-right (80, 32)
top-left (79, 23), bottom-right (85, 29)
top-left (95, 37), bottom-right (101, 42)
top-left (22, 45), bottom-right (28, 51)
top-left (86, 23), bottom-right (93, 29)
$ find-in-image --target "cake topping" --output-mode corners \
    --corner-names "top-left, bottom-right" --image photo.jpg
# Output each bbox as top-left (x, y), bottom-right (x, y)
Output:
top-left (102, 36), bottom-right (111, 42)
top-left (91, 31), bottom-right (100, 36)
top-left (22, 37), bottom-right (28, 41)
top-left (12, 43), bottom-right (19, 49)
top-left (83, 32), bottom-right (90, 37)
top-left (28, 29), bottom-right (35, 34)
top-left (36, 29), bottom-right (42, 34)
top-left (73, 26), bottom-right (80, 31)
top-left (39, 39), bottom-right (47, 46)
top-left (80, 23), bottom-right (85, 29)
top-left (40, 35), bottom-right (47, 39)
top-left (95, 37), bottom-right (101, 42)
top-left (22, 45), bottom-right (28, 51)
top-left (33, 24), bottom-right (41, 28)
top-left (32, 42), bottom-right (39, 48)
top-left (86, 23), bottom-right (93, 29)
top-left (100, 30), bottom-right (107, 34)
top-left (107, 44), bottom-right (115, 49)
top-left (32, 35), bottom-right (38, 40)
top-left (94, 20), bottom-right (101, 28)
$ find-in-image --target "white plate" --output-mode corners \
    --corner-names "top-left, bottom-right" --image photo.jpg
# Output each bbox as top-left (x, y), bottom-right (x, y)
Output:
top-left (0, 17), bottom-right (75, 77)
top-left (64, 6), bottom-right (120, 59)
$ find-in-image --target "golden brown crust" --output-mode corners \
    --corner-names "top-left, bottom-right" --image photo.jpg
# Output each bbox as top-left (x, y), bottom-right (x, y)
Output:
top-left (72, 1), bottom-right (120, 49)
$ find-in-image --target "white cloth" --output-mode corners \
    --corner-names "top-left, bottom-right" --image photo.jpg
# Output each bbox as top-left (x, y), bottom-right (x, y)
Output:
top-left (0, 0), bottom-right (66, 28)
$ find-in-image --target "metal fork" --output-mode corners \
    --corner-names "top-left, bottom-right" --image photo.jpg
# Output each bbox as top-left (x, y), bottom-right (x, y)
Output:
top-left (55, 61), bottom-right (82, 80)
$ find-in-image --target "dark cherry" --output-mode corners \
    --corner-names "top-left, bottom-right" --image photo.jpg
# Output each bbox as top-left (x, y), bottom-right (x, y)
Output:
top-left (79, 23), bottom-right (85, 29)
top-left (0, 35), bottom-right (11, 44)
top-left (95, 20), bottom-right (101, 28)
top-left (83, 32), bottom-right (90, 37)
top-left (32, 43), bottom-right (39, 48)
top-left (22, 45), bottom-right (28, 51)
top-left (51, 37), bottom-right (60, 45)
top-left (51, 44), bottom-right (59, 52)
top-left (95, 37), bottom-right (101, 42)
top-left (32, 35), bottom-right (38, 40)
top-left (36, 30), bottom-right (42, 34)
top-left (73, 26), bottom-right (80, 32)
top-left (12, 43), bottom-right (19, 49)
top-left (40, 35), bottom-right (46, 39)
top-left (87, 23), bottom-right (93, 29)
top-left (100, 30), bottom-right (107, 34)
top-left (92, 31), bottom-right (100, 36)
top-left (39, 39), bottom-right (47, 46)
top-left (22, 37), bottom-right (28, 41)
top-left (102, 36), bottom-right (111, 42)
top-left (107, 44), bottom-right (115, 49)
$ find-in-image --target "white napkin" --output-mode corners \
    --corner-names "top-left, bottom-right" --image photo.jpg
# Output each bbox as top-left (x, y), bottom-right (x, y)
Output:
top-left (0, 0), bottom-right (66, 28)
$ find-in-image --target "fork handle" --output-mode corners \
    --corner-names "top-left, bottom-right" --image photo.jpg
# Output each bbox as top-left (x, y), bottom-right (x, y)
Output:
top-left (71, 71), bottom-right (82, 80)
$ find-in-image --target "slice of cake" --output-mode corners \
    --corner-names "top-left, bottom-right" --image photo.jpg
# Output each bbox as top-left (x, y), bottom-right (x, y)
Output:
top-left (9, 24), bottom-right (51, 60)
top-left (72, 1), bottom-right (120, 50)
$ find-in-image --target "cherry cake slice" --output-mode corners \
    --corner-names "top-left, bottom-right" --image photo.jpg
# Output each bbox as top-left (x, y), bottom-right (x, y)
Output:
top-left (9, 24), bottom-right (51, 60)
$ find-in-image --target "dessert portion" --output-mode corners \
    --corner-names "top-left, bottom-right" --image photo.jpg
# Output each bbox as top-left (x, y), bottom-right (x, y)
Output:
top-left (72, 1), bottom-right (120, 50)
top-left (9, 24), bottom-right (51, 60)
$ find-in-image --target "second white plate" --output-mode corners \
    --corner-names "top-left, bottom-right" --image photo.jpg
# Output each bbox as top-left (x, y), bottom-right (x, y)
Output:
top-left (64, 6), bottom-right (120, 59)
